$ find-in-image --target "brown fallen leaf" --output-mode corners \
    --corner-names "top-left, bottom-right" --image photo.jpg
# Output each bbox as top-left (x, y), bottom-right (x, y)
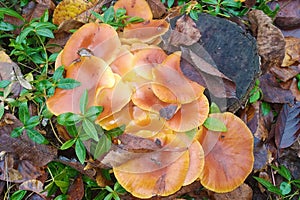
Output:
top-left (253, 139), bottom-right (269, 171)
top-left (169, 15), bottom-right (201, 47)
top-left (0, 51), bottom-right (23, 97)
top-left (19, 179), bottom-right (47, 197)
top-left (22, 0), bottom-right (55, 22)
top-left (209, 183), bottom-right (253, 200)
top-left (273, 102), bottom-right (300, 149)
top-left (270, 65), bottom-right (300, 82)
top-left (0, 153), bottom-right (44, 183)
top-left (147, 0), bottom-right (166, 19)
top-left (67, 175), bottom-right (84, 200)
top-left (0, 113), bottom-right (57, 167)
top-left (282, 36), bottom-right (300, 67)
top-left (259, 73), bottom-right (295, 104)
top-left (273, 0), bottom-right (300, 30)
top-left (248, 10), bottom-right (286, 72)
top-left (180, 47), bottom-right (237, 99)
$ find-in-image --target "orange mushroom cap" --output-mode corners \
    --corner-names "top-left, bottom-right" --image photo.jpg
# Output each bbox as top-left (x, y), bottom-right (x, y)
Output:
top-left (113, 133), bottom-right (193, 198)
top-left (183, 140), bottom-right (205, 186)
top-left (47, 56), bottom-right (115, 115)
top-left (61, 23), bottom-right (121, 68)
top-left (165, 94), bottom-right (209, 132)
top-left (110, 46), bottom-right (135, 76)
top-left (152, 64), bottom-right (205, 104)
top-left (95, 74), bottom-right (132, 121)
top-left (114, 0), bottom-right (153, 21)
top-left (120, 19), bottom-right (169, 45)
top-left (198, 112), bottom-right (254, 193)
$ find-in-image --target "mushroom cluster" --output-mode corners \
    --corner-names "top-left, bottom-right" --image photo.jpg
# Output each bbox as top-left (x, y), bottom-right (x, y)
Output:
top-left (47, 0), bottom-right (254, 198)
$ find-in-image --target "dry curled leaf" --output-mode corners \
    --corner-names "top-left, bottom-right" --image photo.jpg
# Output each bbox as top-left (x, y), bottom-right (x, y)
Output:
top-left (170, 15), bottom-right (201, 46)
top-left (248, 10), bottom-right (286, 72)
top-left (67, 175), bottom-right (84, 200)
top-left (282, 36), bottom-right (300, 67)
top-left (270, 65), bottom-right (300, 82)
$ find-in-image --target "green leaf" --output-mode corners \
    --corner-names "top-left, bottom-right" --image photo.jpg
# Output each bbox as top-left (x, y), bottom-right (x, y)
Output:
top-left (261, 102), bottom-right (271, 116)
top-left (41, 10), bottom-right (49, 22)
top-left (94, 191), bottom-right (109, 200)
top-left (203, 117), bottom-right (227, 132)
top-left (103, 6), bottom-right (115, 23)
top-left (0, 21), bottom-right (15, 31)
top-left (10, 190), bottom-right (27, 200)
top-left (104, 193), bottom-right (113, 200)
top-left (189, 10), bottom-right (199, 21)
top-left (45, 182), bottom-right (58, 197)
top-left (24, 115), bottom-right (40, 129)
top-left (280, 182), bottom-right (291, 195)
top-left (116, 8), bottom-right (126, 18)
top-left (93, 134), bottom-right (111, 159)
top-left (253, 176), bottom-right (282, 196)
top-left (114, 182), bottom-right (126, 194)
top-left (85, 106), bottom-right (103, 121)
top-left (36, 28), bottom-right (54, 38)
top-left (91, 11), bottom-right (104, 22)
top-left (54, 194), bottom-right (68, 200)
top-left (53, 66), bottom-right (65, 82)
top-left (0, 103), bottom-right (4, 119)
top-left (80, 90), bottom-right (88, 114)
top-left (221, 0), bottom-right (241, 8)
top-left (57, 112), bottom-right (82, 126)
top-left (26, 128), bottom-right (48, 144)
top-left (57, 78), bottom-right (81, 89)
top-left (19, 101), bottom-right (30, 124)
top-left (249, 90), bottom-right (260, 103)
top-left (11, 127), bottom-right (24, 137)
top-left (105, 125), bottom-right (125, 138)
top-left (0, 80), bottom-right (11, 88)
top-left (60, 138), bottom-right (76, 150)
top-left (82, 119), bottom-right (99, 141)
top-left (202, 0), bottom-right (218, 5)
top-left (75, 139), bottom-right (86, 164)
top-left (209, 102), bottom-right (221, 113)
top-left (0, 8), bottom-right (25, 21)
top-left (16, 26), bottom-right (34, 43)
top-left (167, 0), bottom-right (175, 8)
top-left (36, 79), bottom-right (52, 91)
top-left (65, 125), bottom-right (78, 137)
top-left (271, 165), bottom-right (292, 181)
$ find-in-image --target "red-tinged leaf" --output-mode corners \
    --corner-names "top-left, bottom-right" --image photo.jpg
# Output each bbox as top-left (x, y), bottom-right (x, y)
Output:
top-left (67, 175), bottom-right (84, 200)
top-left (260, 73), bottom-right (295, 104)
top-left (274, 102), bottom-right (300, 148)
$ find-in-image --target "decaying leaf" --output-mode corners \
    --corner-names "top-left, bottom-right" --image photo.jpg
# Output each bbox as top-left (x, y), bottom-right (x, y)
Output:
top-left (273, 0), bottom-right (300, 30)
top-left (290, 77), bottom-right (300, 101)
top-left (67, 175), bottom-right (84, 200)
top-left (253, 138), bottom-right (268, 171)
top-left (0, 113), bottom-right (57, 167)
top-left (53, 0), bottom-right (98, 25)
top-left (274, 102), bottom-right (300, 149)
top-left (19, 180), bottom-right (46, 197)
top-left (169, 15), bottom-right (201, 46)
top-left (209, 183), bottom-right (253, 200)
top-left (248, 10), bottom-right (286, 72)
top-left (180, 47), bottom-right (236, 99)
top-left (282, 36), bottom-right (300, 67)
top-left (259, 73), bottom-right (295, 104)
top-left (22, 0), bottom-right (55, 22)
top-left (146, 0), bottom-right (166, 19)
top-left (270, 65), bottom-right (300, 82)
top-left (0, 51), bottom-right (22, 97)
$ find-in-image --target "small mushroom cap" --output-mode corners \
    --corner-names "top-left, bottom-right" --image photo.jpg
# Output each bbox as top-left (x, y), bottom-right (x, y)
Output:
top-left (183, 140), bottom-right (205, 186)
top-left (120, 19), bottom-right (169, 45)
top-left (165, 94), bottom-right (209, 132)
top-left (61, 23), bottom-right (121, 68)
top-left (110, 46), bottom-right (135, 76)
top-left (96, 74), bottom-right (132, 121)
top-left (198, 112), bottom-right (254, 193)
top-left (114, 0), bottom-right (153, 21)
top-left (47, 56), bottom-right (115, 115)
